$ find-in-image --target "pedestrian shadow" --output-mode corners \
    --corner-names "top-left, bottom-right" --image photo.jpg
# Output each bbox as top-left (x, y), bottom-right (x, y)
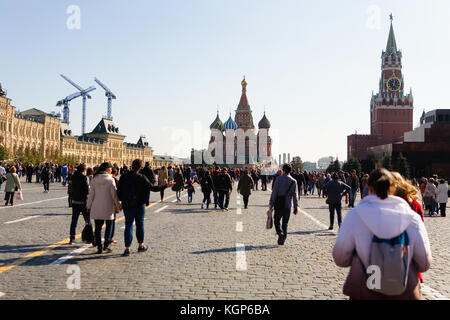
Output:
top-left (288, 230), bottom-right (328, 236)
top-left (0, 244), bottom-right (57, 254)
top-left (168, 208), bottom-right (207, 215)
top-left (191, 245), bottom-right (278, 255)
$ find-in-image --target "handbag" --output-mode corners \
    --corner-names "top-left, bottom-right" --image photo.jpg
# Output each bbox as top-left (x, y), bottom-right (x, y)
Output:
top-left (0, 175), bottom-right (6, 184)
top-left (16, 190), bottom-right (23, 200)
top-left (266, 209), bottom-right (273, 229)
top-left (81, 223), bottom-right (94, 244)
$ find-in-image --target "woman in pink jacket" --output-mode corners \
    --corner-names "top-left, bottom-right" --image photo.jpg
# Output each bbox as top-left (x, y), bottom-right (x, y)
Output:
top-left (87, 162), bottom-right (121, 254)
top-left (332, 168), bottom-right (432, 300)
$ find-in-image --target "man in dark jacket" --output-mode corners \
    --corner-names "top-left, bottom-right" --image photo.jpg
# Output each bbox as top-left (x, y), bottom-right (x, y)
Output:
top-left (269, 164), bottom-right (298, 245)
top-left (69, 164), bottom-right (90, 244)
top-left (140, 162), bottom-right (156, 186)
top-left (216, 168), bottom-right (233, 211)
top-left (117, 159), bottom-right (171, 256)
top-left (293, 168), bottom-right (305, 199)
top-left (347, 169), bottom-right (360, 208)
top-left (323, 173), bottom-right (351, 230)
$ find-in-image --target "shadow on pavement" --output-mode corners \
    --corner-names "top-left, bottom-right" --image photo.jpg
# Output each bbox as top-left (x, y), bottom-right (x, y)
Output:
top-left (191, 245), bottom-right (278, 255)
top-left (288, 230), bottom-right (328, 236)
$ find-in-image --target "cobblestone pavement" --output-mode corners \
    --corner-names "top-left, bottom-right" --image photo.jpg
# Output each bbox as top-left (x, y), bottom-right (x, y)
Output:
top-left (0, 177), bottom-right (448, 300)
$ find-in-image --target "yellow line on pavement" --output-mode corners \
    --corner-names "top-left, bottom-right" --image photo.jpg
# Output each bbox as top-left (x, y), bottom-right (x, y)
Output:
top-left (0, 192), bottom-right (177, 275)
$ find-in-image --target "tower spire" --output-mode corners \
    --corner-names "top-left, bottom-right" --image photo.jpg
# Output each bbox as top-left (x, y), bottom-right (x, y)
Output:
top-left (386, 14), bottom-right (398, 55)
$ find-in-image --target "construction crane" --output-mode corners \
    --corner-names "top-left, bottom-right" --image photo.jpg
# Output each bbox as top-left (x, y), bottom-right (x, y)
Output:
top-left (56, 87), bottom-right (95, 125)
top-left (94, 77), bottom-right (116, 120)
top-left (60, 74), bottom-right (96, 135)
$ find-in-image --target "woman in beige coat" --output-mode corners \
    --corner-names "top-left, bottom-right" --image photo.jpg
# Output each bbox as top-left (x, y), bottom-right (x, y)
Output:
top-left (87, 162), bottom-right (121, 254)
top-left (158, 166), bottom-right (168, 202)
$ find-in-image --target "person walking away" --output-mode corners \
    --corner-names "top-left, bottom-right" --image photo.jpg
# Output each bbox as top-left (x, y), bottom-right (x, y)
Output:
top-left (110, 167), bottom-right (121, 244)
top-left (185, 178), bottom-right (195, 203)
top-left (237, 169), bottom-right (254, 209)
top-left (323, 173), bottom-right (350, 230)
top-left (317, 173), bottom-right (326, 198)
top-left (140, 162), bottom-right (156, 186)
top-left (69, 164), bottom-right (90, 245)
top-left (212, 166), bottom-right (221, 209)
top-left (347, 170), bottom-right (360, 208)
top-left (87, 162), bottom-right (121, 254)
top-left (4, 166), bottom-right (21, 206)
top-left (41, 163), bottom-right (51, 193)
top-left (117, 159), bottom-right (171, 256)
top-left (269, 164), bottom-right (298, 245)
top-left (62, 164), bottom-right (68, 186)
top-left (200, 171), bottom-right (214, 209)
top-left (0, 163), bottom-right (6, 191)
top-left (26, 164), bottom-right (33, 183)
top-left (168, 166), bottom-right (174, 182)
top-left (423, 178), bottom-right (437, 216)
top-left (436, 179), bottom-right (448, 217)
top-left (173, 167), bottom-right (184, 202)
top-left (217, 168), bottom-right (233, 211)
top-left (361, 174), bottom-right (369, 199)
top-left (158, 166), bottom-right (168, 202)
top-left (332, 168), bottom-right (432, 300)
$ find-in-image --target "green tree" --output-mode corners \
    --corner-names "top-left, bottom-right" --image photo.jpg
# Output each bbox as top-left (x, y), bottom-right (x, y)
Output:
top-left (291, 156), bottom-right (304, 171)
top-left (342, 157), bottom-right (362, 174)
top-left (326, 159), bottom-right (341, 173)
top-left (394, 153), bottom-right (410, 178)
top-left (0, 145), bottom-right (9, 161)
top-left (382, 155), bottom-right (393, 171)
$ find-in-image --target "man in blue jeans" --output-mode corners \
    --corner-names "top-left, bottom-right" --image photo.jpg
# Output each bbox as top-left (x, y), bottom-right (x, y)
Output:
top-left (347, 170), bottom-right (360, 208)
top-left (323, 173), bottom-right (351, 230)
top-left (117, 159), bottom-right (172, 256)
top-left (269, 164), bottom-right (298, 245)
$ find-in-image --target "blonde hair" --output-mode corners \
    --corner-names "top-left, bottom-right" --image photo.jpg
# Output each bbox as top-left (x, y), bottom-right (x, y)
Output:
top-left (391, 171), bottom-right (420, 201)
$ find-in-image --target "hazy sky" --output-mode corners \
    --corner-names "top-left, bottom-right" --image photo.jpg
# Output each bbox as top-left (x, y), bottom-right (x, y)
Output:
top-left (1, 0), bottom-right (449, 162)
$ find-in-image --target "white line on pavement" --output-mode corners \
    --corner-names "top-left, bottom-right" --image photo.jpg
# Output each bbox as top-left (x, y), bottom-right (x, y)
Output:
top-left (155, 205), bottom-right (168, 213)
top-left (267, 187), bottom-right (272, 192)
top-left (236, 207), bottom-right (242, 215)
top-left (235, 243), bottom-right (247, 271)
top-left (236, 200), bottom-right (241, 205)
top-left (236, 221), bottom-right (243, 232)
top-left (0, 196), bottom-right (67, 211)
top-left (299, 209), bottom-right (336, 235)
top-left (236, 195), bottom-right (240, 200)
top-left (50, 244), bottom-right (92, 265)
top-left (4, 214), bottom-right (48, 224)
top-left (0, 292), bottom-right (5, 298)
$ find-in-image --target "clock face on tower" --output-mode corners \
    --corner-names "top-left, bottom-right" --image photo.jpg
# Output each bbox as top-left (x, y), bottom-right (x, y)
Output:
top-left (387, 77), bottom-right (401, 92)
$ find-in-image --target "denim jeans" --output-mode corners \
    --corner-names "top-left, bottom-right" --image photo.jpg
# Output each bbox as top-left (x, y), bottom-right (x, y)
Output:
top-left (94, 220), bottom-right (113, 250)
top-left (62, 175), bottom-right (67, 186)
top-left (349, 189), bottom-right (357, 207)
top-left (123, 205), bottom-right (146, 247)
top-left (187, 190), bottom-right (193, 202)
top-left (70, 203), bottom-right (89, 241)
top-left (309, 182), bottom-right (315, 194)
top-left (213, 191), bottom-right (218, 207)
top-left (218, 191), bottom-right (230, 209)
top-left (329, 202), bottom-right (342, 227)
top-left (274, 208), bottom-right (291, 238)
top-left (202, 192), bottom-right (211, 207)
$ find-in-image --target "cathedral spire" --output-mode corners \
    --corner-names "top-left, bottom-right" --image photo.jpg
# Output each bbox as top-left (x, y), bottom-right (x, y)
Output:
top-left (386, 15), bottom-right (398, 55)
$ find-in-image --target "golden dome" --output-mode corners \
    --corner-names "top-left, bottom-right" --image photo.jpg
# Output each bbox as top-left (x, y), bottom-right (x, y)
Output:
top-left (241, 77), bottom-right (247, 86)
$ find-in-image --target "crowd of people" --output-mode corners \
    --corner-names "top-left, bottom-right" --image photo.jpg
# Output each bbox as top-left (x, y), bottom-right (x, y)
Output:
top-left (0, 158), bottom-right (449, 300)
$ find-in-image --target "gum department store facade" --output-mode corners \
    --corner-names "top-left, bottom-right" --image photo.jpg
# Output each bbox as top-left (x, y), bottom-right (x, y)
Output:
top-left (0, 84), bottom-right (155, 167)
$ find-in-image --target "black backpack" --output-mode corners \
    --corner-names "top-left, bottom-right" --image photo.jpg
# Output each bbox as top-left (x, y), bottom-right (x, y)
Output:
top-left (122, 174), bottom-right (140, 208)
top-left (81, 223), bottom-right (94, 244)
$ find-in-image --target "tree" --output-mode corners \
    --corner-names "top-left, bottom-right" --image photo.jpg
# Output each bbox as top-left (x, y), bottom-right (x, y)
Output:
top-left (342, 157), bottom-right (362, 174)
top-left (291, 156), bottom-right (304, 171)
top-left (382, 155), bottom-right (393, 171)
top-left (394, 153), bottom-right (410, 178)
top-left (326, 159), bottom-right (341, 173)
top-left (0, 145), bottom-right (9, 161)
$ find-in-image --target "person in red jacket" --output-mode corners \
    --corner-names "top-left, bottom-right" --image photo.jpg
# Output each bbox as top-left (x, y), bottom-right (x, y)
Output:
top-left (392, 171), bottom-right (424, 283)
